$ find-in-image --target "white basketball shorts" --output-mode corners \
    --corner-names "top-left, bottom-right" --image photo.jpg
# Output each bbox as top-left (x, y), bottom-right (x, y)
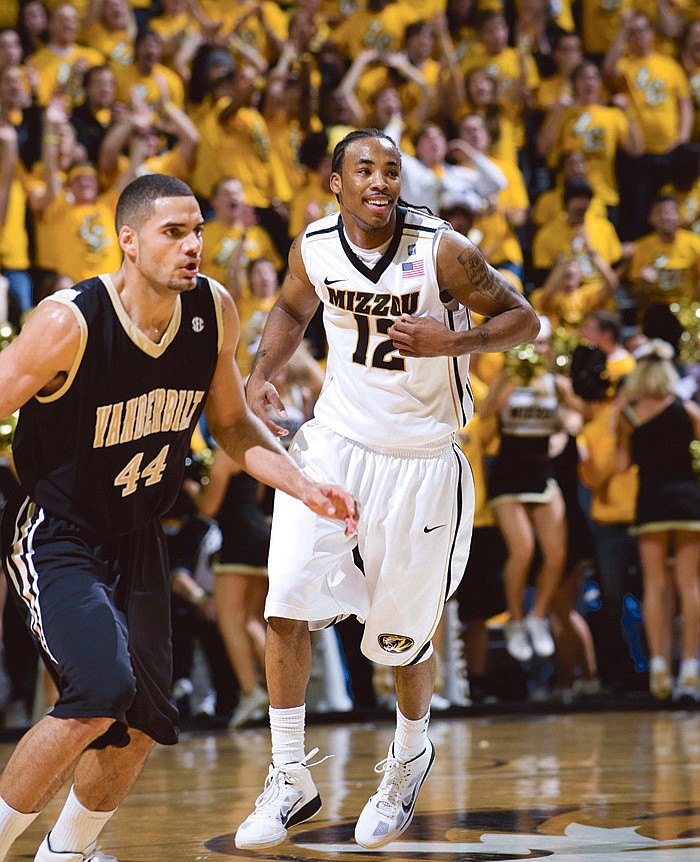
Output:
top-left (265, 419), bottom-right (474, 666)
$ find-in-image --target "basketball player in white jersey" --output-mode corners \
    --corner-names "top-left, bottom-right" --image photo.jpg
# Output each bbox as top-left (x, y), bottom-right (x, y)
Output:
top-left (236, 129), bottom-right (539, 851)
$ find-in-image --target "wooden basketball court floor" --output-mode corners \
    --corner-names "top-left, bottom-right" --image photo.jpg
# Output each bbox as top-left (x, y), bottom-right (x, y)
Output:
top-left (4, 709), bottom-right (700, 861)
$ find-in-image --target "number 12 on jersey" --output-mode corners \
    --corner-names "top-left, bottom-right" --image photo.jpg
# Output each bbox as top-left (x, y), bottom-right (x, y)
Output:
top-left (351, 314), bottom-right (405, 371)
top-left (114, 445), bottom-right (170, 497)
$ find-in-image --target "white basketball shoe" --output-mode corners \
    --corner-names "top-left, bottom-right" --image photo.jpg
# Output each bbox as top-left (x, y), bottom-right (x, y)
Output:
top-left (235, 749), bottom-right (324, 849)
top-left (35, 834), bottom-right (118, 862)
top-left (354, 740), bottom-right (435, 849)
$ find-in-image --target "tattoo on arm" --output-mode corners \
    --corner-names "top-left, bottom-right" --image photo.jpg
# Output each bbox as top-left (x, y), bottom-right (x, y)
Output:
top-left (479, 328), bottom-right (490, 347)
top-left (457, 248), bottom-right (515, 307)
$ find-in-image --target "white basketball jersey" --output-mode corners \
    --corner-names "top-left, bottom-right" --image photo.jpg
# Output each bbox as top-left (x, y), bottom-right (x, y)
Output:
top-left (301, 206), bottom-right (473, 448)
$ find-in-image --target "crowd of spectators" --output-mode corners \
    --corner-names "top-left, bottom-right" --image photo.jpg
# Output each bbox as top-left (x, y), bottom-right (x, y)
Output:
top-left (1, 0), bottom-right (700, 728)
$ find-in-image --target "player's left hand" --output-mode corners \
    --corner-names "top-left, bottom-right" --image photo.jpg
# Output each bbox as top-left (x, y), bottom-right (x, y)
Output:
top-left (388, 314), bottom-right (456, 357)
top-left (301, 484), bottom-right (359, 536)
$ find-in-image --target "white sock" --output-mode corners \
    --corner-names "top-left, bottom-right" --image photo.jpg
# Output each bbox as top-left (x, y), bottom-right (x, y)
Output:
top-left (270, 705), bottom-right (306, 766)
top-left (48, 786), bottom-right (115, 854)
top-left (679, 657), bottom-right (699, 680)
top-left (0, 796), bottom-right (39, 860)
top-left (393, 706), bottom-right (430, 762)
top-left (650, 656), bottom-right (668, 673)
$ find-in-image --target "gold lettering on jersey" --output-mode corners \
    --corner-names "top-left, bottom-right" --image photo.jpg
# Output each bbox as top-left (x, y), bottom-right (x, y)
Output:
top-left (327, 288), bottom-right (419, 317)
top-left (161, 389), bottom-right (179, 432)
top-left (151, 389), bottom-right (166, 434)
top-left (133, 394), bottom-right (148, 440)
top-left (119, 397), bottom-right (138, 444)
top-left (105, 402), bottom-right (123, 447)
top-left (93, 406), bottom-right (112, 448)
top-left (92, 388), bottom-right (206, 448)
top-left (170, 390), bottom-right (188, 432)
top-left (180, 391), bottom-right (204, 430)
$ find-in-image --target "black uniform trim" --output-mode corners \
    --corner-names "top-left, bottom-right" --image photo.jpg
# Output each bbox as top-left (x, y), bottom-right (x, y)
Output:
top-left (403, 223), bottom-right (439, 233)
top-left (306, 223), bottom-right (340, 238)
top-left (446, 309), bottom-right (472, 425)
top-left (338, 208), bottom-right (407, 284)
top-left (407, 641), bottom-right (432, 666)
top-left (445, 441), bottom-right (465, 600)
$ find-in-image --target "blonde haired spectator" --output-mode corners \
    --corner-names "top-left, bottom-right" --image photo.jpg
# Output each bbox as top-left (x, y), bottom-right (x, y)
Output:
top-left (613, 339), bottom-right (700, 702)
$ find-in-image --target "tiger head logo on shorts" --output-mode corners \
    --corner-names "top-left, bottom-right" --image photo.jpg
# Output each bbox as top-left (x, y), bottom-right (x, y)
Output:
top-left (378, 633), bottom-right (415, 653)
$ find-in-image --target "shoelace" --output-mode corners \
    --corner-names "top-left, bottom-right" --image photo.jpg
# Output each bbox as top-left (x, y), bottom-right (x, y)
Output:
top-left (253, 748), bottom-right (333, 814)
top-left (371, 756), bottom-right (411, 815)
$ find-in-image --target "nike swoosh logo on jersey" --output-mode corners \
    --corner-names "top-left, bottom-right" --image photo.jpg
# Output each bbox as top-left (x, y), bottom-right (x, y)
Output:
top-left (324, 277), bottom-right (346, 285)
top-left (423, 524), bottom-right (445, 533)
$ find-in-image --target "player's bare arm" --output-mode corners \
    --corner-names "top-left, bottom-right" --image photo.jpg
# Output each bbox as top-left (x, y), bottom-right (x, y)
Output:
top-left (205, 283), bottom-right (357, 533)
top-left (0, 300), bottom-right (82, 416)
top-left (388, 230), bottom-right (539, 357)
top-left (246, 233), bottom-right (320, 434)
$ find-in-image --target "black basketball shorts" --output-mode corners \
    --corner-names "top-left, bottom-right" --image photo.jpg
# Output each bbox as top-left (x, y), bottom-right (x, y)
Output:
top-left (1, 492), bottom-right (178, 745)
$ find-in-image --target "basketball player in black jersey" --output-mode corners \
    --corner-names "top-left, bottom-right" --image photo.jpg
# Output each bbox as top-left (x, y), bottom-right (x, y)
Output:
top-left (0, 174), bottom-right (357, 862)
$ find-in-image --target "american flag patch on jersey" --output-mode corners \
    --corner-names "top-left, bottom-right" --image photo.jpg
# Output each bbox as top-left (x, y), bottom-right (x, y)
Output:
top-left (402, 260), bottom-right (425, 278)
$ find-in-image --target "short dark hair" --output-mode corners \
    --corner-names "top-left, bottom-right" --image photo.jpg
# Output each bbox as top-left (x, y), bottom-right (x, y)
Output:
top-left (115, 174), bottom-right (195, 232)
top-left (589, 309), bottom-right (621, 342)
top-left (331, 128), bottom-right (399, 175)
top-left (83, 64), bottom-right (113, 89)
top-left (563, 177), bottom-right (594, 204)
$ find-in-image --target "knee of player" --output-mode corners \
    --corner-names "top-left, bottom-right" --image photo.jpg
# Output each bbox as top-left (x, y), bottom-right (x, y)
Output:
top-left (83, 664), bottom-right (137, 713)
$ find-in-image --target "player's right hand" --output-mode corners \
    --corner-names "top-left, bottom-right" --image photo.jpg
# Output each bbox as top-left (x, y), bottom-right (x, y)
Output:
top-left (302, 483), bottom-right (360, 536)
top-left (247, 380), bottom-right (290, 437)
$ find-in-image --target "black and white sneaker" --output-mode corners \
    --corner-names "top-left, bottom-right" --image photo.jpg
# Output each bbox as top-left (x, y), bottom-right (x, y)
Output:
top-left (354, 740), bottom-right (435, 849)
top-left (235, 749), bottom-right (324, 849)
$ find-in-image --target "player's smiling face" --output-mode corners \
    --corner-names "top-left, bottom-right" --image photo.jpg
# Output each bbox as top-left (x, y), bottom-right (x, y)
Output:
top-left (330, 137), bottom-right (401, 246)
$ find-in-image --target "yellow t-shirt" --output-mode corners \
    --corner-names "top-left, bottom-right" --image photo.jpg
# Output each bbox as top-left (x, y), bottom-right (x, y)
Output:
top-left (536, 74), bottom-right (573, 113)
top-left (533, 212), bottom-right (622, 287)
top-left (147, 11), bottom-right (199, 48)
top-left (457, 374), bottom-right (498, 529)
top-left (288, 173), bottom-right (339, 239)
top-left (549, 104), bottom-right (630, 205)
top-left (114, 63), bottom-right (185, 109)
top-left (200, 221), bottom-right (282, 288)
top-left (532, 183), bottom-right (608, 227)
top-left (29, 44), bottom-right (105, 106)
top-left (530, 283), bottom-right (610, 332)
top-left (629, 228), bottom-right (700, 312)
top-left (37, 191), bottom-right (122, 284)
top-left (102, 149), bottom-right (193, 190)
top-left (331, 5), bottom-right (416, 59)
top-left (192, 102), bottom-right (275, 207)
top-left (267, 115), bottom-right (311, 205)
top-left (0, 1), bottom-right (18, 27)
top-left (580, 0), bottom-right (633, 56)
top-left (79, 21), bottom-right (133, 68)
top-left (578, 402), bottom-right (638, 525)
top-left (0, 176), bottom-right (30, 270)
top-left (616, 53), bottom-right (690, 154)
top-left (472, 158), bottom-right (528, 267)
top-left (463, 47), bottom-right (540, 148)
top-left (198, 0), bottom-right (288, 61)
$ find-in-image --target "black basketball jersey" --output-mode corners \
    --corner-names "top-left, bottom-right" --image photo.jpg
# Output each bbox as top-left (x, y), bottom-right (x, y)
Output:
top-left (13, 274), bottom-right (222, 537)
